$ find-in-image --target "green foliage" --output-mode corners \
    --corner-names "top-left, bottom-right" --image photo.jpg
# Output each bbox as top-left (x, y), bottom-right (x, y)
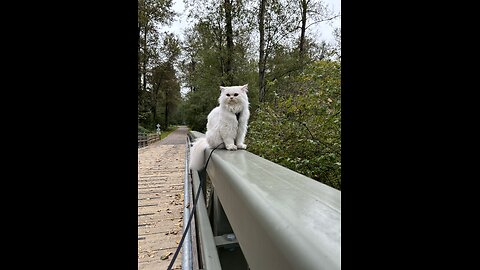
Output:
top-left (181, 16), bottom-right (259, 132)
top-left (138, 125), bottom-right (151, 134)
top-left (151, 61), bottom-right (181, 127)
top-left (138, 1), bottom-right (182, 131)
top-left (247, 60), bottom-right (341, 190)
top-left (160, 129), bottom-right (175, 140)
top-left (138, 109), bottom-right (154, 130)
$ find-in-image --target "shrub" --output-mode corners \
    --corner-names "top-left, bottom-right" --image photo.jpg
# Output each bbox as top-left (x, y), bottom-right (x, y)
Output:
top-left (247, 60), bottom-right (341, 190)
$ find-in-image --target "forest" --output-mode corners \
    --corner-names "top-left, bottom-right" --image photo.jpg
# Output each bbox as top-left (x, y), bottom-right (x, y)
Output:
top-left (138, 0), bottom-right (341, 190)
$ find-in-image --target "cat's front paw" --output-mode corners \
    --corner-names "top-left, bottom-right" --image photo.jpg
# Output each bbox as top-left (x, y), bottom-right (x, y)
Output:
top-left (236, 143), bottom-right (247, 149)
top-left (225, 144), bottom-right (237, 150)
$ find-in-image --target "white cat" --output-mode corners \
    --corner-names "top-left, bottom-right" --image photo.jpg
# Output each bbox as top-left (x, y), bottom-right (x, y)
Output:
top-left (189, 84), bottom-right (250, 171)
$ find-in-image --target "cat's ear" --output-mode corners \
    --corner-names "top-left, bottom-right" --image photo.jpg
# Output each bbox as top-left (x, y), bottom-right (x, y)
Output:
top-left (220, 86), bottom-right (226, 92)
top-left (241, 84), bottom-right (248, 92)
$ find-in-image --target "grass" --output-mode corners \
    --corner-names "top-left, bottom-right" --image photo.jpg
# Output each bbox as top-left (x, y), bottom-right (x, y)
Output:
top-left (159, 126), bottom-right (176, 140)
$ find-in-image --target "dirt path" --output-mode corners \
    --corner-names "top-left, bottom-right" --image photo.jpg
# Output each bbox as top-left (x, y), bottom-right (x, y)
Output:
top-left (138, 126), bottom-right (189, 270)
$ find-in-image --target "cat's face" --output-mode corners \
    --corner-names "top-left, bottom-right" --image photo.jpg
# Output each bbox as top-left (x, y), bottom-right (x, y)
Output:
top-left (219, 84), bottom-right (248, 106)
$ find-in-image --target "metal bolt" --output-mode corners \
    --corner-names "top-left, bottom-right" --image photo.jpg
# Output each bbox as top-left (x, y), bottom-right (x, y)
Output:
top-left (225, 233), bottom-right (236, 241)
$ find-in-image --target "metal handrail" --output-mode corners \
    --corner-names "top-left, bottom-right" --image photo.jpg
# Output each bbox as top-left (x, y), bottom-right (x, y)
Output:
top-left (189, 131), bottom-right (341, 270)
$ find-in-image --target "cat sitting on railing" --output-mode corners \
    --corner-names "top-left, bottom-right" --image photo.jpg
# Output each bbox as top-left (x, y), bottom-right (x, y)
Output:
top-left (189, 84), bottom-right (250, 171)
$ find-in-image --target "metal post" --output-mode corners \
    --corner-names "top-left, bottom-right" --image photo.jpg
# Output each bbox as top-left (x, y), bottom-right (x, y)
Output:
top-left (191, 170), bottom-right (222, 270)
top-left (182, 138), bottom-right (193, 270)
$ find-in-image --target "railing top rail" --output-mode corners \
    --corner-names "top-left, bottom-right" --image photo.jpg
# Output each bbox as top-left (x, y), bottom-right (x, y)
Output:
top-left (189, 132), bottom-right (340, 270)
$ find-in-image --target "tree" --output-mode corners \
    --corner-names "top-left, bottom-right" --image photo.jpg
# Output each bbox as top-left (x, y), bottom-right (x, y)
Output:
top-left (258, 0), bottom-right (267, 102)
top-left (181, 0), bottom-right (258, 130)
top-left (138, 0), bottom-right (174, 119)
top-left (256, 0), bottom-right (302, 102)
top-left (151, 63), bottom-right (181, 127)
top-left (138, 0), bottom-right (185, 130)
top-left (297, 0), bottom-right (339, 60)
top-left (145, 32), bottom-right (182, 128)
top-left (224, 0), bottom-right (234, 85)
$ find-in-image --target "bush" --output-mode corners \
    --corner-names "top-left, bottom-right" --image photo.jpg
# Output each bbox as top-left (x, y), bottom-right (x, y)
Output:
top-left (138, 125), bottom-right (151, 134)
top-left (246, 60), bottom-right (341, 190)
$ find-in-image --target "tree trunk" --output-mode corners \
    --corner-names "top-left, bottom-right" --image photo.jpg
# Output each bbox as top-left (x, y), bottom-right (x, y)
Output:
top-left (164, 88), bottom-right (169, 127)
top-left (191, 58), bottom-right (196, 92)
top-left (258, 0), bottom-right (266, 102)
top-left (143, 24), bottom-right (148, 93)
top-left (224, 0), bottom-right (234, 86)
top-left (299, 0), bottom-right (307, 59)
top-left (138, 24), bottom-right (142, 107)
top-left (152, 84), bottom-right (157, 126)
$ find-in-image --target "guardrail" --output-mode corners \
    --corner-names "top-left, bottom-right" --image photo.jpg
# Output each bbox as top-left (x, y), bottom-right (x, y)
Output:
top-left (138, 133), bottom-right (160, 148)
top-left (187, 131), bottom-right (341, 270)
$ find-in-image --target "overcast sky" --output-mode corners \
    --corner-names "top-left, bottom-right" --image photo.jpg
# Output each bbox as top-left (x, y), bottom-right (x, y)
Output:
top-left (166, 0), bottom-right (341, 45)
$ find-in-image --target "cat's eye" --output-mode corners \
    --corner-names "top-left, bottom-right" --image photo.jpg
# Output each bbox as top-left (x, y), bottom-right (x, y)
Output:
top-left (226, 94), bottom-right (230, 97)
top-left (234, 93), bottom-right (239, 96)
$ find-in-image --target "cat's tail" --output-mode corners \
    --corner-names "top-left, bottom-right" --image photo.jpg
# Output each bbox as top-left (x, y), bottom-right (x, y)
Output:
top-left (189, 137), bottom-right (210, 171)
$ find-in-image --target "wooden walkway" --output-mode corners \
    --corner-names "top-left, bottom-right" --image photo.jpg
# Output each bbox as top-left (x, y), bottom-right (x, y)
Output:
top-left (138, 126), bottom-right (189, 270)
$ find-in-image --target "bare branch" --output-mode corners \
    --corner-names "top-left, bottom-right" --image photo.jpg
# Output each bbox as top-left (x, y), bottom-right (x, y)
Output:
top-left (305, 14), bottom-right (340, 30)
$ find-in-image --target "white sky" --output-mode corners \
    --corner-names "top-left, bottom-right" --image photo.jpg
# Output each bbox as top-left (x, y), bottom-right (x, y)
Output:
top-left (165, 0), bottom-right (341, 45)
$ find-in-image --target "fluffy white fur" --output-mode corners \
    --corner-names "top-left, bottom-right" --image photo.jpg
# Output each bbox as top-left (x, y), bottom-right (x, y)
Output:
top-left (189, 84), bottom-right (250, 171)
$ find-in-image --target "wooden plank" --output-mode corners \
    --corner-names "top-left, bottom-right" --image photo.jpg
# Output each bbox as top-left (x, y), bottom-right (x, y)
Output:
top-left (138, 143), bottom-right (185, 270)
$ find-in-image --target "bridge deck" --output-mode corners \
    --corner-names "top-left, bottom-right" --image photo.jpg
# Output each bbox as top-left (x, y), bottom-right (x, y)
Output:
top-left (138, 126), bottom-right (189, 270)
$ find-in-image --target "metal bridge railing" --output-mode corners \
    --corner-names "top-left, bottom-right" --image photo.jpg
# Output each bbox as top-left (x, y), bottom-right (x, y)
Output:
top-left (186, 131), bottom-right (341, 270)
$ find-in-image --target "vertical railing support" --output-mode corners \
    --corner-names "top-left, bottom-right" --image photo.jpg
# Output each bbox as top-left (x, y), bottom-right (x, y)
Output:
top-left (182, 138), bottom-right (193, 270)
